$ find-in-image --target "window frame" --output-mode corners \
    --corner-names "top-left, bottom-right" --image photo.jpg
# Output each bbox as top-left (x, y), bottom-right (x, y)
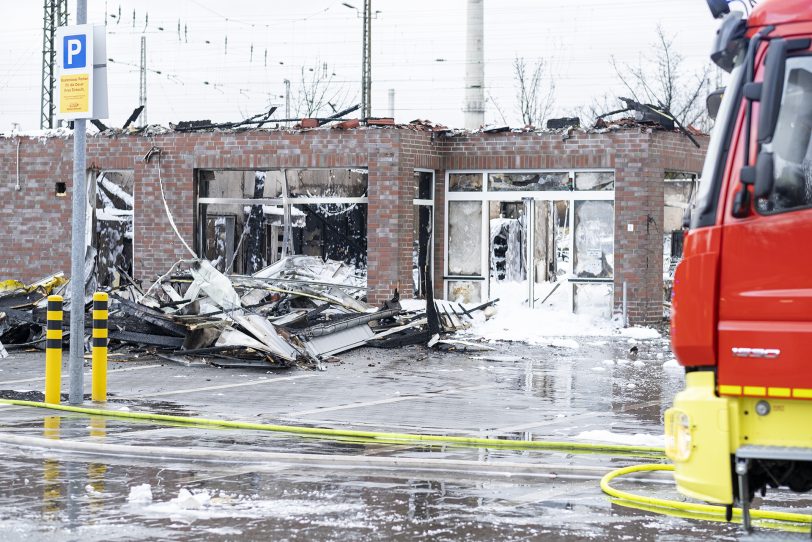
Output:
top-left (755, 53), bottom-right (812, 216)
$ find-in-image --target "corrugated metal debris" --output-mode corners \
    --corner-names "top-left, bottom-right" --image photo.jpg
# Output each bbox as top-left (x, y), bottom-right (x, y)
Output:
top-left (0, 257), bottom-right (496, 369)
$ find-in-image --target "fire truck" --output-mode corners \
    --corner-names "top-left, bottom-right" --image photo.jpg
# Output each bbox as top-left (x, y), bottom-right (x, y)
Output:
top-left (665, 0), bottom-right (812, 531)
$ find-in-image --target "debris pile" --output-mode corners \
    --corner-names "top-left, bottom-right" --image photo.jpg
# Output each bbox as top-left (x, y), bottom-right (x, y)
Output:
top-left (0, 257), bottom-right (496, 368)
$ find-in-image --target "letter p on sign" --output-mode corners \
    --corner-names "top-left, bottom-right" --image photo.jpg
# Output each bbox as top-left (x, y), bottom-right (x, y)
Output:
top-left (63, 34), bottom-right (86, 69)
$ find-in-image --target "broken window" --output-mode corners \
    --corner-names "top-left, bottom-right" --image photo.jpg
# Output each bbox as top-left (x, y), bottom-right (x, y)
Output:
top-left (447, 201), bottom-right (482, 276)
top-left (413, 171), bottom-right (434, 298)
top-left (449, 173), bottom-right (482, 192)
top-left (448, 280), bottom-right (482, 304)
top-left (416, 170), bottom-right (432, 200)
top-left (292, 203), bottom-right (367, 266)
top-left (94, 170), bottom-right (134, 287)
top-left (573, 200), bottom-right (614, 279)
top-left (552, 201), bottom-right (571, 277)
top-left (489, 201), bottom-right (525, 282)
top-left (574, 171), bottom-right (614, 191)
top-left (197, 169), bottom-right (368, 275)
top-left (663, 172), bottom-right (697, 270)
top-left (488, 172), bottom-right (569, 191)
top-left (286, 169), bottom-right (368, 198)
top-left (204, 215), bottom-right (236, 272)
top-left (663, 171), bottom-right (698, 312)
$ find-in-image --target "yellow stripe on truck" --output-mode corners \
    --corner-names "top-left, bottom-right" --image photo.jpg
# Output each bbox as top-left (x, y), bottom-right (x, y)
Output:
top-left (719, 384), bottom-right (812, 400)
top-left (743, 386), bottom-right (767, 397)
top-left (718, 385), bottom-right (741, 396)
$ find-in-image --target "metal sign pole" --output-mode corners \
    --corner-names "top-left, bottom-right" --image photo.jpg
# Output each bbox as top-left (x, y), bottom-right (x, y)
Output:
top-left (68, 0), bottom-right (88, 405)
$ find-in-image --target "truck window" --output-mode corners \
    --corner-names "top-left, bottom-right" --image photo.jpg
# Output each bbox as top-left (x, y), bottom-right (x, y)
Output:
top-left (757, 57), bottom-right (812, 214)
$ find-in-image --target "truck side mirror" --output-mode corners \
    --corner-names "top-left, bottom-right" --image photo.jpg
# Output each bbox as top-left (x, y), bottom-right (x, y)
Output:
top-left (706, 88), bottom-right (725, 120)
top-left (758, 39), bottom-right (789, 145)
top-left (710, 12), bottom-right (746, 71)
top-left (754, 151), bottom-right (774, 198)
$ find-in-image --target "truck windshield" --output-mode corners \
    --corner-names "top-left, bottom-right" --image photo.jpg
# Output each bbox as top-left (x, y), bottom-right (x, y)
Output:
top-left (691, 63), bottom-right (745, 229)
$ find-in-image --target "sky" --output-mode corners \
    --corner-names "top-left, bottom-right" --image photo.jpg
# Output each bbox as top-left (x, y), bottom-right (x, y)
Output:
top-left (0, 0), bottom-right (732, 131)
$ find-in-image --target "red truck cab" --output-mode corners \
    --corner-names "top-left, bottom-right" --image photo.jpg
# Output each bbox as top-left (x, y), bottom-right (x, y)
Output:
top-left (666, 0), bottom-right (812, 530)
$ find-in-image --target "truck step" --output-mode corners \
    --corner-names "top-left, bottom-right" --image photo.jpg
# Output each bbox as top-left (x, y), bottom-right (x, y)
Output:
top-left (737, 445), bottom-right (812, 462)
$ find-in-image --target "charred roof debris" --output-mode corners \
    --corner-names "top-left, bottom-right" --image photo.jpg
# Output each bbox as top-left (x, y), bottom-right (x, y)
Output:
top-left (595, 97), bottom-right (701, 147)
top-left (69, 93), bottom-right (704, 140)
top-left (0, 254), bottom-right (494, 370)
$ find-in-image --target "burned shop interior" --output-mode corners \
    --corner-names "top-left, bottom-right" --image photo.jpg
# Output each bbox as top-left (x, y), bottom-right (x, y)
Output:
top-left (196, 168), bottom-right (369, 275)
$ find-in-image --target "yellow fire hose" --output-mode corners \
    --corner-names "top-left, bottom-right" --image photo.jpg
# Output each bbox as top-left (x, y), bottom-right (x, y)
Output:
top-left (0, 398), bottom-right (664, 455)
top-left (602, 464), bottom-right (812, 530)
top-left (3, 399), bottom-right (811, 530)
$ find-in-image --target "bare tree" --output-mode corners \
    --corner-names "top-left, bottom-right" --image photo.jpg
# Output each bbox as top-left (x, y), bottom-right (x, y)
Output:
top-left (513, 57), bottom-right (555, 128)
top-left (487, 90), bottom-right (509, 126)
top-left (610, 25), bottom-right (711, 129)
top-left (294, 61), bottom-right (353, 118)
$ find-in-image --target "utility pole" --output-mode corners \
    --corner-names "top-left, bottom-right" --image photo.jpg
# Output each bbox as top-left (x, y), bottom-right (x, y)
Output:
top-left (361, 0), bottom-right (371, 119)
top-left (139, 35), bottom-right (147, 127)
top-left (283, 78), bottom-right (291, 121)
top-left (68, 0), bottom-right (87, 405)
top-left (40, 0), bottom-right (69, 129)
top-left (343, 2), bottom-right (377, 119)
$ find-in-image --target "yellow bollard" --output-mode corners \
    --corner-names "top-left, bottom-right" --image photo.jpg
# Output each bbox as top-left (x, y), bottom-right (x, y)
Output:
top-left (91, 292), bottom-right (109, 402)
top-left (44, 295), bottom-right (63, 404)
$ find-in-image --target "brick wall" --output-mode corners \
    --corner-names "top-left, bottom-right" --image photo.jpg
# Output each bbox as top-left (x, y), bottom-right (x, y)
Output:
top-left (0, 126), bottom-right (706, 324)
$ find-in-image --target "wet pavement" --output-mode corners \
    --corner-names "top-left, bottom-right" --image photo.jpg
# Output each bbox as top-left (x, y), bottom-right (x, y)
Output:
top-left (0, 335), bottom-right (809, 540)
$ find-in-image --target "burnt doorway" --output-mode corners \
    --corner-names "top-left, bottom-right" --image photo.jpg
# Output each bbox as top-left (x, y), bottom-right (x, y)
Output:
top-left (413, 170), bottom-right (435, 298)
top-left (94, 170), bottom-right (134, 287)
top-left (488, 199), bottom-right (571, 309)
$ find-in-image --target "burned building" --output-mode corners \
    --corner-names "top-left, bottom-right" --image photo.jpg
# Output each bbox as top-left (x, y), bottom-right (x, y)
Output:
top-left (0, 122), bottom-right (705, 325)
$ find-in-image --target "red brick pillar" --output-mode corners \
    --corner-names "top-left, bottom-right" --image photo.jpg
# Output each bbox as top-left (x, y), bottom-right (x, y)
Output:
top-left (366, 130), bottom-right (414, 305)
top-left (613, 131), bottom-right (665, 326)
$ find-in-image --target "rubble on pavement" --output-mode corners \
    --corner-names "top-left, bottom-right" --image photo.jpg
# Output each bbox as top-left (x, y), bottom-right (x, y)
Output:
top-left (0, 256), bottom-right (496, 369)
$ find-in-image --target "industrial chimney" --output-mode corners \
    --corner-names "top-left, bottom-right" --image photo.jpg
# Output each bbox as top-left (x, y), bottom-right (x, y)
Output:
top-left (464, 0), bottom-right (484, 130)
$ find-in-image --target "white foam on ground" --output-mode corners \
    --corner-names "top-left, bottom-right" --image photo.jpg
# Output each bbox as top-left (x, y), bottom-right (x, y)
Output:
top-left (574, 430), bottom-right (664, 447)
top-left (465, 305), bottom-right (661, 344)
top-left (401, 293), bottom-right (662, 345)
top-left (131, 488), bottom-right (365, 522)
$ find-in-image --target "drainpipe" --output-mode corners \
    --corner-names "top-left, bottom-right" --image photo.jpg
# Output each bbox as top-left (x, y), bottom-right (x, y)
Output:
top-left (15, 138), bottom-right (20, 191)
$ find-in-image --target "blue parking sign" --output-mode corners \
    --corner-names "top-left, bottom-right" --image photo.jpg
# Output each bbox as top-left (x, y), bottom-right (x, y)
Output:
top-left (63, 34), bottom-right (86, 69)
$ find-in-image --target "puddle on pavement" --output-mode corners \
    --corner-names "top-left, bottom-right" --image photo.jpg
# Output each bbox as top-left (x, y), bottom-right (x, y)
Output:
top-left (0, 449), bottom-right (752, 541)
